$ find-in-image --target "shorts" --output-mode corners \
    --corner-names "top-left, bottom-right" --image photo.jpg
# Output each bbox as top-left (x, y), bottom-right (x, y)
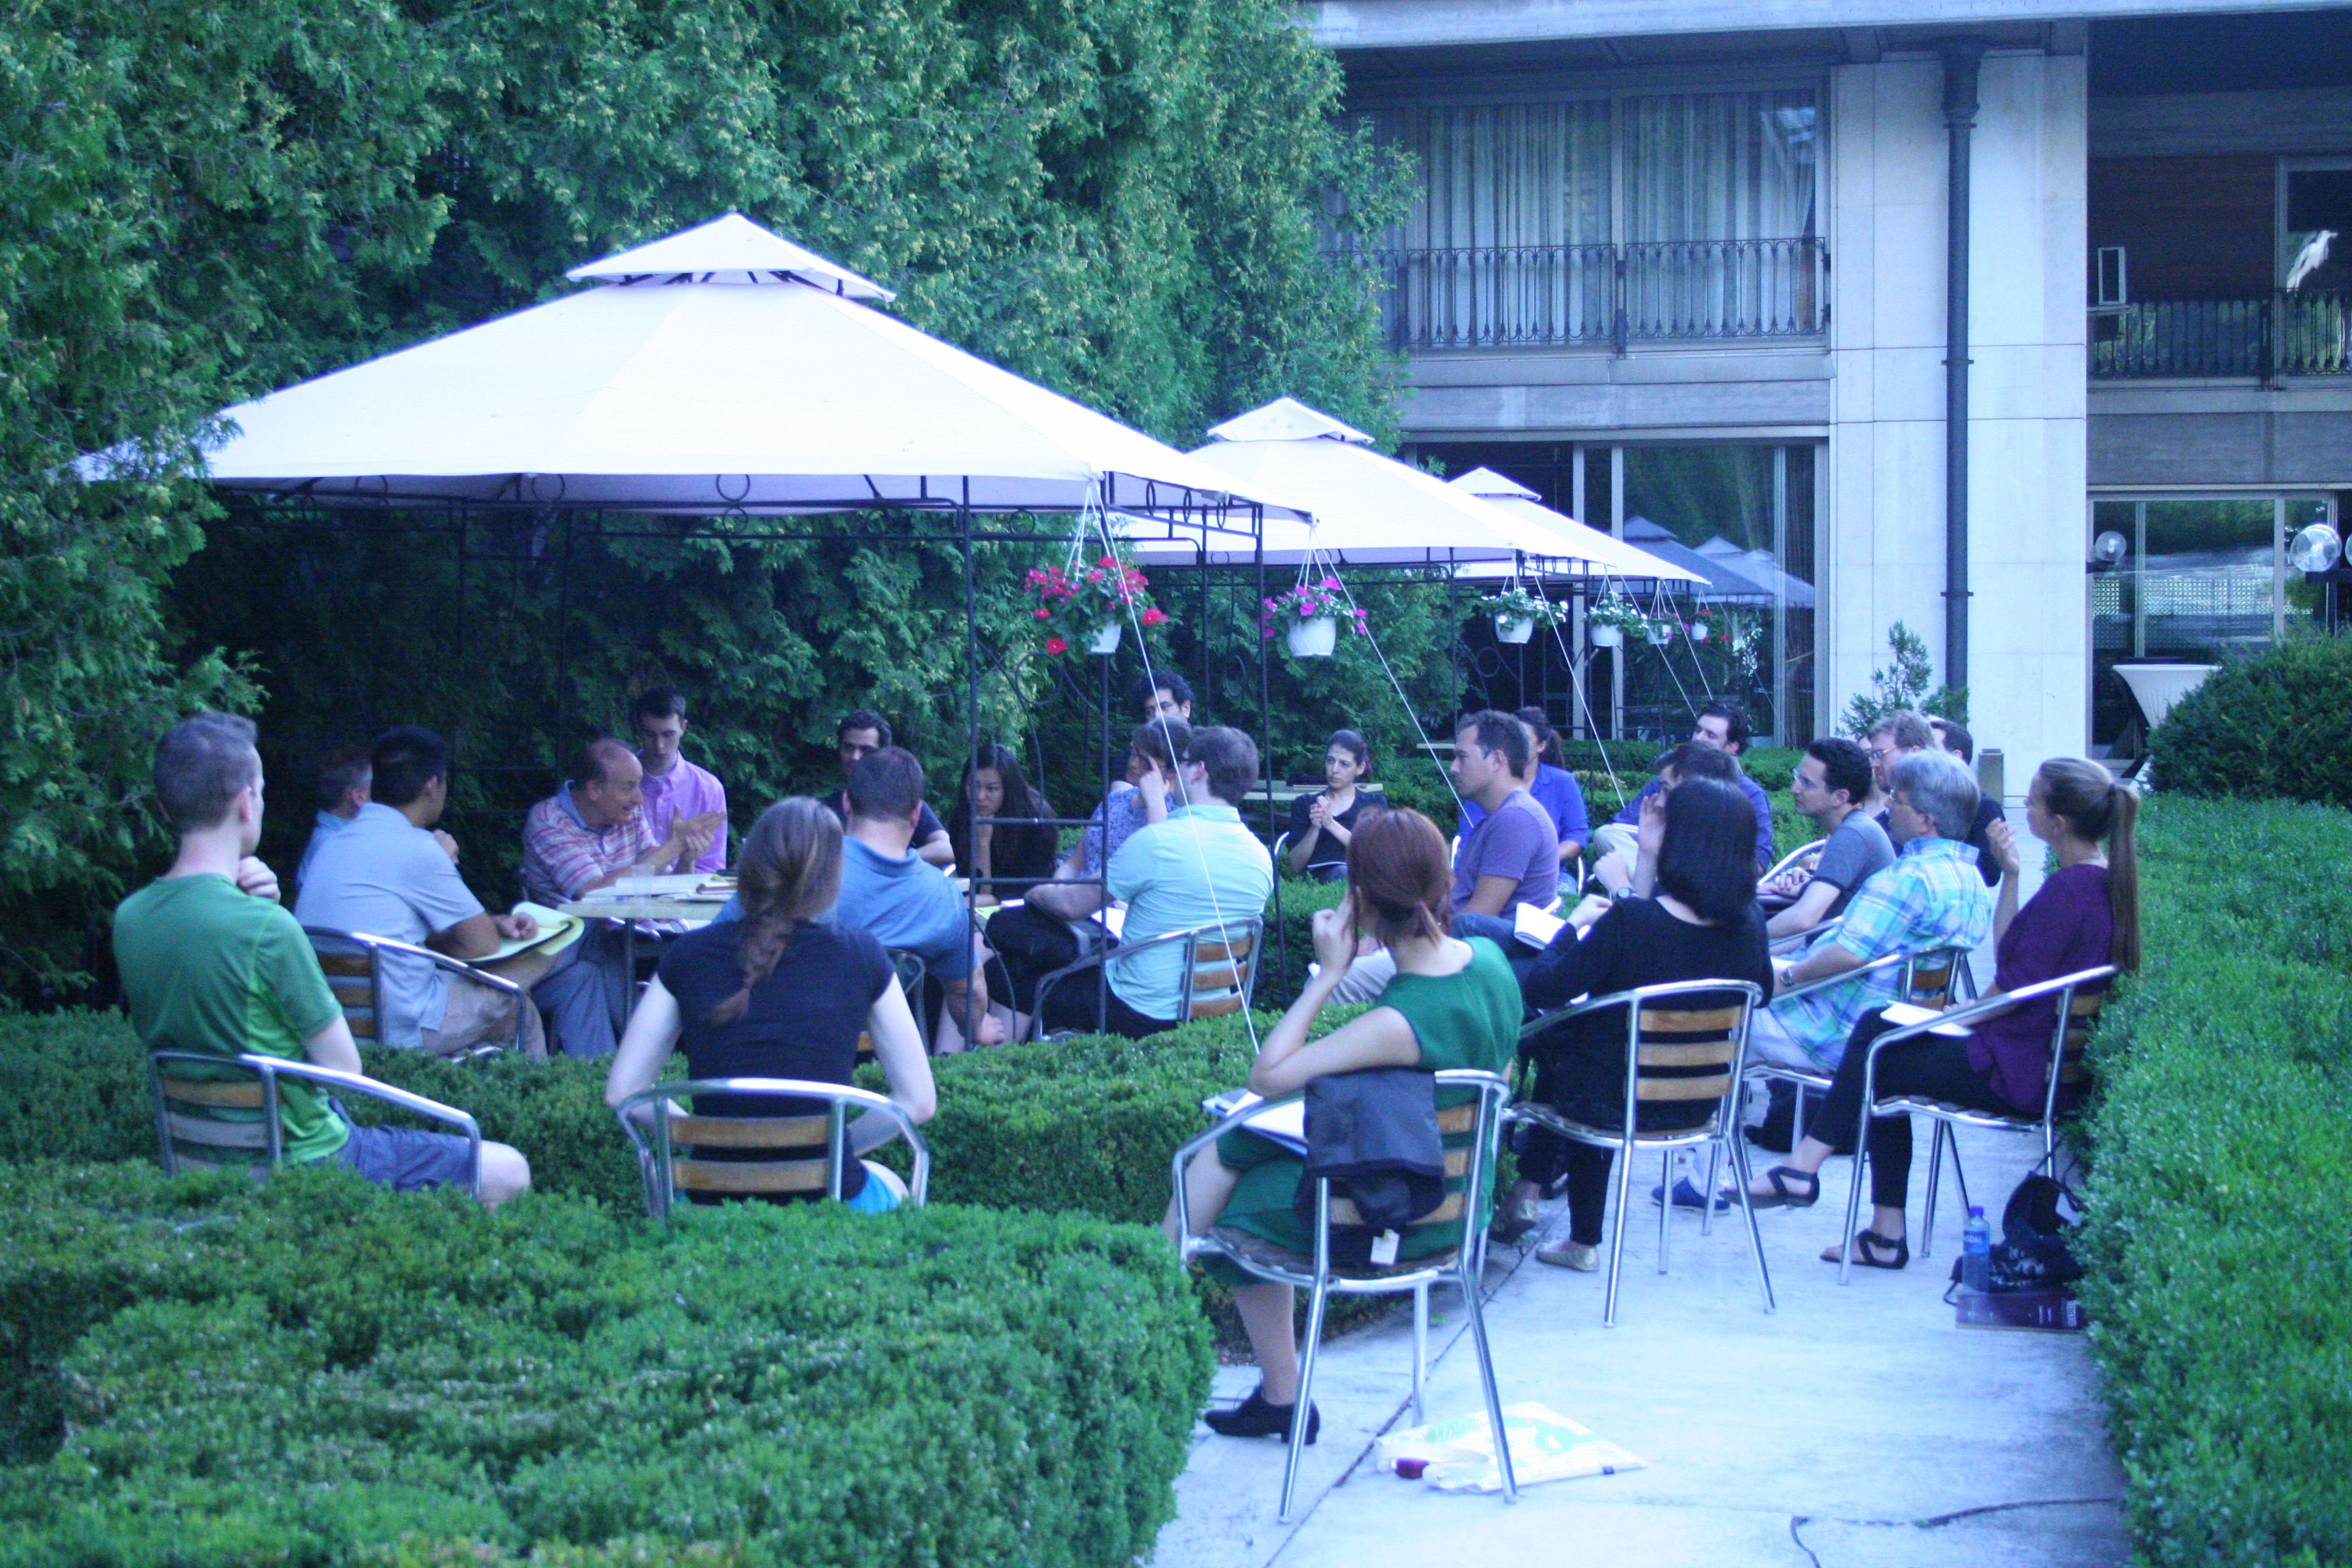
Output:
top-left (328, 1097), bottom-right (476, 1192)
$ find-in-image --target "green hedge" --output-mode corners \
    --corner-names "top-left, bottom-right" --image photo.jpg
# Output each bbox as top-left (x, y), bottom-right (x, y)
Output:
top-left (2148, 634), bottom-right (2352, 809)
top-left (0, 1161), bottom-right (1206, 1566)
top-left (2076, 796), bottom-right (2352, 1563)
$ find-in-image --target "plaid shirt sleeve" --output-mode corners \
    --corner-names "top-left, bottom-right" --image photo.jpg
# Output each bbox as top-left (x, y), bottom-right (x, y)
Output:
top-left (522, 798), bottom-right (661, 902)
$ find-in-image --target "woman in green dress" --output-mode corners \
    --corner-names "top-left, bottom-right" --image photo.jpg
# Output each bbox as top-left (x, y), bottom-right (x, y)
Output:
top-left (1166, 807), bottom-right (1520, 1443)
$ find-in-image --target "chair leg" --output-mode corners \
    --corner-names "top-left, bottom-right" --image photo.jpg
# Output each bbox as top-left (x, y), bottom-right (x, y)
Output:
top-left (1699, 1141), bottom-right (1721, 1238)
top-left (1460, 1261), bottom-right (1518, 1504)
top-left (1918, 1117), bottom-right (1942, 1259)
top-left (1791, 1084), bottom-right (1810, 1148)
top-left (1604, 1142), bottom-right (1635, 1326)
top-left (1410, 1279), bottom-right (1429, 1427)
top-left (1838, 1141), bottom-right (1869, 1287)
top-left (1726, 1132), bottom-right (1776, 1313)
top-left (1279, 1278), bottom-right (1331, 1524)
top-left (1655, 1150), bottom-right (1673, 1275)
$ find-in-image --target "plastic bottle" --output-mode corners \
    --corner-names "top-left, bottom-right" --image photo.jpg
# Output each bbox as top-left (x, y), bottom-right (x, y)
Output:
top-left (1961, 1205), bottom-right (1993, 1294)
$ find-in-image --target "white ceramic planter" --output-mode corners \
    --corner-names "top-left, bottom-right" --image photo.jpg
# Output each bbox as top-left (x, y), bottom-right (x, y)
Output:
top-left (1688, 624), bottom-right (1711, 642)
top-left (1286, 616), bottom-right (1337, 657)
top-left (1494, 615), bottom-right (1535, 644)
top-left (1088, 621), bottom-right (1123, 655)
top-left (1589, 623), bottom-right (1623, 649)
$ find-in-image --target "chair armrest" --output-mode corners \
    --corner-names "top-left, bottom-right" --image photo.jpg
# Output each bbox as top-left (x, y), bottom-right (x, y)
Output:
top-left (304, 926), bottom-right (526, 999)
top-left (1171, 1089), bottom-right (1305, 1263)
top-left (1772, 947), bottom-right (1906, 1005)
top-left (617, 1077), bottom-right (930, 1204)
top-left (234, 1054), bottom-right (484, 1194)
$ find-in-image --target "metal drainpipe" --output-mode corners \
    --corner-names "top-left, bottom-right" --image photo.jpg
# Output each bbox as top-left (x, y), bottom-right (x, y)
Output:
top-left (1940, 39), bottom-right (1986, 691)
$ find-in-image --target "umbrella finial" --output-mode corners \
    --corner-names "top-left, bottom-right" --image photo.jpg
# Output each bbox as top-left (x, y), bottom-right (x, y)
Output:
top-left (567, 213), bottom-right (896, 299)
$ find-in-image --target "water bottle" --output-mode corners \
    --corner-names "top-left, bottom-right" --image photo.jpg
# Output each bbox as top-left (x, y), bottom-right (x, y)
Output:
top-left (1961, 1205), bottom-right (1993, 1294)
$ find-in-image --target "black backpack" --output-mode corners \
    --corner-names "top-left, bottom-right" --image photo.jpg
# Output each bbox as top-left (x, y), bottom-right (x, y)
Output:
top-left (1950, 1174), bottom-right (2085, 1294)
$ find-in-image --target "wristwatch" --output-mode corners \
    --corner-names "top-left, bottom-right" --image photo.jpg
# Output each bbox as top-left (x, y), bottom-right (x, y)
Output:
top-left (1610, 885), bottom-right (1635, 902)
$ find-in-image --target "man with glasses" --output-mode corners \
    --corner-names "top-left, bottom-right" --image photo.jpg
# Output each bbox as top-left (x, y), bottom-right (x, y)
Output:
top-left (1593, 702), bottom-right (1774, 873)
top-left (1863, 711), bottom-right (1934, 823)
top-left (1765, 737), bottom-right (1893, 940)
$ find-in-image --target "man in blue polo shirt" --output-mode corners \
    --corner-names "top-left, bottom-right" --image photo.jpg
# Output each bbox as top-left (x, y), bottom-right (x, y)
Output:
top-left (1592, 702), bottom-right (1776, 879)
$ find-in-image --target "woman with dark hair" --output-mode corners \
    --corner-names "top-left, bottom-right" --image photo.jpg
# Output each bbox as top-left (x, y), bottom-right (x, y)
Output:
top-left (604, 798), bottom-right (936, 1211)
top-left (1284, 729), bottom-right (1373, 880)
top-left (1498, 777), bottom-right (1773, 1269)
top-left (947, 744), bottom-right (1058, 906)
top-left (1169, 808), bottom-right (1519, 1443)
top-left (1743, 757), bottom-right (2140, 1270)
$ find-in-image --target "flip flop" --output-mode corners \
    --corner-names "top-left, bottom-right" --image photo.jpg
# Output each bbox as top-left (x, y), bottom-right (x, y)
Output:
top-left (1746, 1164), bottom-right (1820, 1209)
top-left (1821, 1229), bottom-right (1909, 1270)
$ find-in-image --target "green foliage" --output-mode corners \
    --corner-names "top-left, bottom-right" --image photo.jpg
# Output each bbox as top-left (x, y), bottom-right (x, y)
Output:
top-left (2146, 634), bottom-right (2352, 808)
top-left (2074, 797), bottom-right (2352, 1564)
top-left (1836, 621), bottom-right (1967, 740)
top-left (0, 1162), bottom-right (1208, 1565)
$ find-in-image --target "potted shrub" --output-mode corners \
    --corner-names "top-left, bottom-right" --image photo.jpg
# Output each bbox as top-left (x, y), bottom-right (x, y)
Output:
top-left (1586, 593), bottom-right (1648, 649)
top-left (1261, 578), bottom-right (1367, 658)
top-left (1473, 585), bottom-right (1561, 645)
top-left (1024, 549), bottom-right (1166, 657)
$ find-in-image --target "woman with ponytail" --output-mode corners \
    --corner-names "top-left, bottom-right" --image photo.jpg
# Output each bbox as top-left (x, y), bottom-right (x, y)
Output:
top-left (1169, 807), bottom-right (1519, 1444)
top-left (604, 798), bottom-right (935, 1211)
top-left (1743, 757), bottom-right (2139, 1270)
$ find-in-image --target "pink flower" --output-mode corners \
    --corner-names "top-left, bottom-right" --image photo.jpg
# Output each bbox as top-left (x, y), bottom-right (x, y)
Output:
top-left (1045, 636), bottom-right (1068, 655)
top-left (1033, 607), bottom-right (1050, 620)
top-left (1141, 607), bottom-right (1167, 626)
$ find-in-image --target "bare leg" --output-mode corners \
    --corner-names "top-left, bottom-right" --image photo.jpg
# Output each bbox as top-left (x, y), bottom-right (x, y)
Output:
top-left (1232, 1281), bottom-right (1301, 1403)
top-left (1163, 1144), bottom-right (1243, 1245)
top-left (1747, 1133), bottom-right (1835, 1198)
top-left (477, 1142), bottom-right (532, 1209)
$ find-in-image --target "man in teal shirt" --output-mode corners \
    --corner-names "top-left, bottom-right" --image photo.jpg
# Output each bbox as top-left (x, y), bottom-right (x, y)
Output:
top-left (114, 713), bottom-right (529, 1205)
top-left (1045, 726), bottom-right (1271, 1039)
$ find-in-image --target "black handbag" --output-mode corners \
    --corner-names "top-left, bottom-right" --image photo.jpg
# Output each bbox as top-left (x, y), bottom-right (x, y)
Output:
top-left (1950, 1173), bottom-right (2085, 1294)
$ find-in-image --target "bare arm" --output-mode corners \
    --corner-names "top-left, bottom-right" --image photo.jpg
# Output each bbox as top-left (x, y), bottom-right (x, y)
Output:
top-left (1766, 877), bottom-right (1842, 940)
top-left (1285, 818), bottom-right (1322, 877)
top-left (852, 982), bottom-right (936, 1153)
top-left (1987, 819), bottom-right (2025, 946)
top-left (914, 828), bottom-right (956, 868)
top-left (431, 909), bottom-right (536, 960)
top-left (1247, 899), bottom-right (1424, 1094)
top-left (1782, 938), bottom-right (1867, 990)
top-left (604, 975), bottom-right (683, 1112)
top-left (301, 1014), bottom-right (363, 1076)
top-left (1460, 874), bottom-right (1522, 919)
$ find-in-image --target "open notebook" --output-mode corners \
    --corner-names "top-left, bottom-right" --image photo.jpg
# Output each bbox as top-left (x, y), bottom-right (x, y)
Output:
top-left (486, 902), bottom-right (588, 963)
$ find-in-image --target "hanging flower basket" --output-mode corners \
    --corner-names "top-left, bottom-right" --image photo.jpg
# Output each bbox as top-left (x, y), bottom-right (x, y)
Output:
top-left (1494, 615), bottom-right (1535, 644)
top-left (1644, 620), bottom-right (1677, 645)
top-left (1586, 593), bottom-right (1649, 649)
top-left (1286, 616), bottom-right (1338, 657)
top-left (1262, 576), bottom-right (1367, 658)
top-left (1590, 623), bottom-right (1623, 649)
top-left (1686, 614), bottom-right (1715, 643)
top-left (1471, 586), bottom-right (1561, 647)
top-left (1025, 546), bottom-right (1166, 657)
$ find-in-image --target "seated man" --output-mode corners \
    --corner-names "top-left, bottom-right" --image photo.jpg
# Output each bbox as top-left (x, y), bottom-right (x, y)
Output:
top-left (1456, 709), bottom-right (1588, 869)
top-left (295, 742), bottom-right (372, 887)
top-left (520, 738), bottom-right (715, 1056)
top-left (1592, 702), bottom-right (1774, 872)
top-left (1764, 737), bottom-right (1895, 940)
top-left (1044, 725), bottom-right (1273, 1039)
top-left (1748, 751), bottom-right (1995, 1073)
top-left (1863, 709), bottom-right (1935, 821)
top-left (831, 747), bottom-right (1005, 1050)
top-left (832, 709), bottom-right (952, 867)
top-left (296, 726), bottom-right (564, 1058)
top-left (1588, 742), bottom-right (1744, 897)
top-left (116, 713), bottom-right (528, 1205)
top-left (633, 687), bottom-right (730, 875)
top-left (1331, 710), bottom-right (1557, 1004)
top-left (992, 719), bottom-right (1187, 1017)
top-left (1929, 717), bottom-right (2004, 886)
top-left (1137, 670), bottom-right (1196, 725)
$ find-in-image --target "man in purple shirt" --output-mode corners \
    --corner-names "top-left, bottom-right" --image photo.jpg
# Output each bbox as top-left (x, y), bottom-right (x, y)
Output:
top-left (632, 688), bottom-right (728, 875)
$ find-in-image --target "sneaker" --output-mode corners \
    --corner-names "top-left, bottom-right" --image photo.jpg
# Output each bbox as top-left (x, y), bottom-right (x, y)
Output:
top-left (1488, 1196), bottom-right (1541, 1245)
top-left (1650, 1177), bottom-right (1733, 1213)
top-left (1536, 1239), bottom-right (1600, 1272)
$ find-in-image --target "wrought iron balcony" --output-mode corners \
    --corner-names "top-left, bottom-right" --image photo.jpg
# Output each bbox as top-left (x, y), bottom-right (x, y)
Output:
top-left (1337, 239), bottom-right (1828, 352)
top-left (2090, 291), bottom-right (2351, 379)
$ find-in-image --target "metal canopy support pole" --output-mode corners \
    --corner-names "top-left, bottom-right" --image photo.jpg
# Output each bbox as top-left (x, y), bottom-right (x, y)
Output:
top-left (1940, 39), bottom-right (1986, 693)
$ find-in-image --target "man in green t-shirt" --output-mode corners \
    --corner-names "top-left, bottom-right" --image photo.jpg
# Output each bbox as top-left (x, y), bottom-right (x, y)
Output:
top-left (115, 713), bottom-right (529, 1205)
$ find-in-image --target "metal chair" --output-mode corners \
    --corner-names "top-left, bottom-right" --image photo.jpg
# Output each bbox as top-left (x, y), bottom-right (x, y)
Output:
top-left (1510, 979), bottom-right (1771, 1326)
top-left (1742, 945), bottom-right (1971, 1152)
top-left (613, 1077), bottom-right (931, 1220)
top-left (1030, 915), bottom-right (1263, 1036)
top-left (1173, 1069), bottom-right (1518, 1521)
top-left (304, 926), bottom-right (530, 1056)
top-left (1761, 836), bottom-right (1829, 887)
top-left (1846, 964), bottom-right (2118, 1280)
top-left (148, 1049), bottom-right (484, 1196)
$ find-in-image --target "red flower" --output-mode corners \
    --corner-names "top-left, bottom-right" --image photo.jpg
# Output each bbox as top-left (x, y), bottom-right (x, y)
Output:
top-left (1034, 607), bottom-right (1050, 619)
top-left (1141, 607), bottom-right (1167, 626)
top-left (1045, 636), bottom-right (1068, 655)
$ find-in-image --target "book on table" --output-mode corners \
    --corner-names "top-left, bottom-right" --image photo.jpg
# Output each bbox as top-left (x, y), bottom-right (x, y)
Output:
top-left (487, 902), bottom-right (587, 962)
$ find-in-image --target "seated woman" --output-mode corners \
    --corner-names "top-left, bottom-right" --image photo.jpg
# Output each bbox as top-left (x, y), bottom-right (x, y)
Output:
top-left (604, 798), bottom-right (936, 1210)
top-left (1742, 757), bottom-right (2140, 1269)
top-left (947, 743), bottom-right (1058, 906)
top-left (1498, 777), bottom-right (1773, 1269)
top-left (1166, 808), bottom-right (1519, 1441)
top-left (1283, 729), bottom-right (1373, 881)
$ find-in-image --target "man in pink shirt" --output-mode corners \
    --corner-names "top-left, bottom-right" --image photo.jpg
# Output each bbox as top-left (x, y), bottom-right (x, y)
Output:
top-left (632, 688), bottom-right (729, 874)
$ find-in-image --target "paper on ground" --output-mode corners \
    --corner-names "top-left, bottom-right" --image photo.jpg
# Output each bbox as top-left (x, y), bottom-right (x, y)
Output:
top-left (1375, 1402), bottom-right (1646, 1493)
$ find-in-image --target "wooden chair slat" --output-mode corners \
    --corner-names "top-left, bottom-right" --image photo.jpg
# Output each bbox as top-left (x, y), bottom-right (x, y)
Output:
top-left (670, 1113), bottom-right (830, 1149)
top-left (1637, 1040), bottom-right (1737, 1068)
top-left (1198, 938), bottom-right (1254, 962)
top-left (159, 1077), bottom-right (266, 1109)
top-left (1188, 995), bottom-right (1245, 1019)
top-left (315, 952), bottom-right (373, 978)
top-left (163, 1111), bottom-right (272, 1149)
top-left (1328, 1191), bottom-right (1465, 1230)
top-left (1191, 966), bottom-right (1240, 992)
top-left (1640, 1005), bottom-right (1743, 1033)
top-left (1637, 1073), bottom-right (1732, 1102)
top-left (1435, 1105), bottom-right (1477, 1134)
top-left (671, 1158), bottom-right (831, 1194)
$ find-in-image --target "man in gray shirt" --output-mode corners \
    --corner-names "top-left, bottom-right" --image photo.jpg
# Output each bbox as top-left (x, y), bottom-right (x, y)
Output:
top-left (1765, 736), bottom-right (1895, 941)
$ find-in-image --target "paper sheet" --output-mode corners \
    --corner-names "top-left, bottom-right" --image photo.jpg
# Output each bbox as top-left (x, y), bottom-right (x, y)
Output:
top-left (488, 902), bottom-right (587, 962)
top-left (1375, 1403), bottom-right (1648, 1493)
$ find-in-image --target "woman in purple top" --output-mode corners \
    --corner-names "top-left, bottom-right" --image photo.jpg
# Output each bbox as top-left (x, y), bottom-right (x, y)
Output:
top-left (1739, 757), bottom-right (2141, 1270)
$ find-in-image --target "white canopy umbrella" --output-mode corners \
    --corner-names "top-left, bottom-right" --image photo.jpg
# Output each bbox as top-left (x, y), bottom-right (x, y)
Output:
top-left (1442, 468), bottom-right (1704, 585)
top-left (1126, 398), bottom-right (1602, 567)
top-left (182, 213), bottom-right (1304, 521)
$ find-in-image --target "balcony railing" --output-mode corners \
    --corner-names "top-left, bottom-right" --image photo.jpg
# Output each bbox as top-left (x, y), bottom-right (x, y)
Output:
top-left (1339, 239), bottom-right (1827, 352)
top-left (2090, 291), bottom-right (2351, 379)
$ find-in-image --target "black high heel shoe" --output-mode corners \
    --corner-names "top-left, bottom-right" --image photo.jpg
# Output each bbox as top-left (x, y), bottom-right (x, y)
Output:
top-left (1203, 1386), bottom-right (1321, 1443)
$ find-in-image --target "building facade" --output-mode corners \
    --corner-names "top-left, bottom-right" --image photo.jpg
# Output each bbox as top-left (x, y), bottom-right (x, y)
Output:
top-left (1312, 0), bottom-right (2352, 770)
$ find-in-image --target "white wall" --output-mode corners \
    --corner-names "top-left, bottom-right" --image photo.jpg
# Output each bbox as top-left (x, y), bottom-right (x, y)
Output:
top-left (1825, 50), bottom-right (2086, 785)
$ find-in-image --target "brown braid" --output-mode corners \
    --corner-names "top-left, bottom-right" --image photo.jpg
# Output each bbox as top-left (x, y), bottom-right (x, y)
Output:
top-left (708, 798), bottom-right (845, 1026)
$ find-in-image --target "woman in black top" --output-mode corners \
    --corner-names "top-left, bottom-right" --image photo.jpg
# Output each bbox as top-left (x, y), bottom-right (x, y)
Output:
top-left (1284, 729), bottom-right (1373, 881)
top-left (1501, 777), bottom-right (1773, 1270)
top-left (604, 798), bottom-right (936, 1210)
top-left (947, 744), bottom-right (1058, 905)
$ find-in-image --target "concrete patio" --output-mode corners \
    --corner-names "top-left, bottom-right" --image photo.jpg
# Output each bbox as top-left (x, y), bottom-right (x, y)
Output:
top-left (1152, 1010), bottom-right (2127, 1567)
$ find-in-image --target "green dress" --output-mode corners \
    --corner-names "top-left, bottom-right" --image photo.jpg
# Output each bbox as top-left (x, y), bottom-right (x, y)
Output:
top-left (1205, 938), bottom-right (1520, 1283)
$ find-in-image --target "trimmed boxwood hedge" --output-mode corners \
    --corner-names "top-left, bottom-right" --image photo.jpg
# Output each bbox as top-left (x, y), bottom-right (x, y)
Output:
top-left (2076, 795), bottom-right (2352, 1564)
top-left (0, 1161), bottom-right (1209, 1567)
top-left (2147, 634), bottom-right (2352, 809)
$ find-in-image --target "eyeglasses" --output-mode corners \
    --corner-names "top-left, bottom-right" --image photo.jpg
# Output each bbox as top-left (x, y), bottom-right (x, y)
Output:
top-left (1867, 745), bottom-right (1897, 762)
top-left (1791, 772), bottom-right (1824, 793)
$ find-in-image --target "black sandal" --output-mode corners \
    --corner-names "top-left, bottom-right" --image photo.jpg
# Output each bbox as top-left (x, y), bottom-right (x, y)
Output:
top-left (1747, 1165), bottom-right (1820, 1209)
top-left (1820, 1229), bottom-right (1909, 1270)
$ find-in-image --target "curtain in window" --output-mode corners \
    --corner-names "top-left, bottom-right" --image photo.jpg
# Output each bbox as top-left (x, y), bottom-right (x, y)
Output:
top-left (1622, 91), bottom-right (1818, 336)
